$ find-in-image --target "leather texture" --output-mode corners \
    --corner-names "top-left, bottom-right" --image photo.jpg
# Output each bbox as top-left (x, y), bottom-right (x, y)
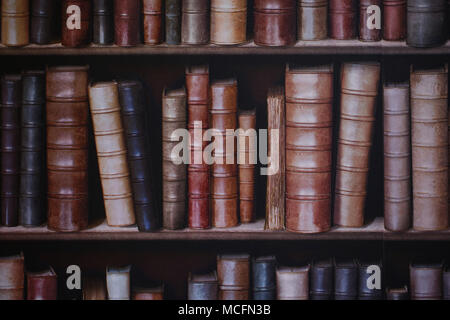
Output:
top-left (410, 263), bottom-right (443, 300)
top-left (114, 0), bottom-right (140, 47)
top-left (186, 65), bottom-right (210, 229)
top-left (93, 0), bottom-right (114, 45)
top-left (252, 256), bottom-right (276, 294)
top-left (383, 84), bottom-right (411, 232)
top-left (334, 62), bottom-right (380, 227)
top-left (329, 0), bottom-right (357, 39)
top-left (298, 0), bottom-right (328, 41)
top-left (46, 66), bottom-right (89, 232)
top-left (89, 82), bottom-right (135, 227)
top-left (162, 87), bottom-right (187, 230)
top-left (276, 266), bottom-right (310, 300)
top-left (119, 80), bottom-right (159, 232)
top-left (143, 0), bottom-right (162, 45)
top-left (359, 0), bottom-right (381, 41)
top-left (285, 64), bottom-right (333, 233)
top-left (334, 258), bottom-right (357, 300)
top-left (26, 267), bottom-right (57, 300)
top-left (219, 289), bottom-right (249, 300)
top-left (106, 266), bottom-right (131, 300)
top-left (411, 66), bottom-right (449, 231)
top-left (132, 285), bottom-right (164, 300)
top-left (83, 275), bottom-right (106, 300)
top-left (1, 75), bottom-right (21, 227)
top-left (165, 0), bottom-right (181, 44)
top-left (20, 71), bottom-right (45, 227)
top-left (238, 109), bottom-right (256, 223)
top-left (253, 289), bottom-right (276, 300)
top-left (1, 0), bottom-right (29, 47)
top-left (217, 254), bottom-right (250, 290)
top-left (0, 253), bottom-right (24, 300)
top-left (310, 258), bottom-right (333, 300)
top-left (182, 0), bottom-right (210, 45)
top-left (358, 261), bottom-right (383, 300)
top-left (254, 0), bottom-right (296, 46)
top-left (61, 0), bottom-right (90, 47)
top-left (30, 0), bottom-right (56, 44)
top-left (211, 79), bottom-right (238, 228)
top-left (407, 0), bottom-right (447, 48)
top-left (211, 0), bottom-right (247, 45)
top-left (188, 271), bottom-right (218, 300)
top-left (386, 286), bottom-right (409, 300)
top-left (383, 0), bottom-right (406, 41)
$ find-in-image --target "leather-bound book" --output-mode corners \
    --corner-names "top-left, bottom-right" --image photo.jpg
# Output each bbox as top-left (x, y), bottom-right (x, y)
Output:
top-left (238, 109), bottom-right (256, 223)
top-left (188, 271), bottom-right (218, 300)
top-left (1, 75), bottom-right (21, 227)
top-left (285, 64), bottom-right (333, 233)
top-left (182, 0), bottom-right (210, 45)
top-left (444, 267), bottom-right (450, 300)
top-left (334, 258), bottom-right (357, 300)
top-left (20, 71), bottom-right (45, 227)
top-left (89, 82), bottom-right (135, 227)
top-left (143, 0), bottom-right (162, 45)
top-left (61, 0), bottom-right (91, 47)
top-left (211, 79), bottom-right (238, 228)
top-left (407, 0), bottom-right (447, 48)
top-left (358, 261), bottom-right (383, 300)
top-left (253, 0), bottom-right (296, 46)
top-left (165, 0), bottom-right (181, 44)
top-left (211, 0), bottom-right (247, 45)
top-left (383, 0), bottom-right (406, 41)
top-left (217, 254), bottom-right (249, 300)
top-left (335, 62), bottom-right (380, 227)
top-left (26, 267), bottom-right (58, 300)
top-left (186, 65), bottom-right (210, 229)
top-left (132, 285), bottom-right (164, 300)
top-left (83, 275), bottom-right (106, 300)
top-left (118, 80), bottom-right (159, 232)
top-left (106, 266), bottom-right (131, 300)
top-left (93, 0), bottom-right (114, 45)
top-left (31, 0), bottom-right (56, 44)
top-left (252, 256), bottom-right (276, 300)
top-left (360, 0), bottom-right (381, 41)
top-left (0, 253), bottom-right (24, 300)
top-left (329, 0), bottom-right (357, 40)
top-left (276, 266), bottom-right (310, 300)
top-left (386, 286), bottom-right (409, 300)
top-left (162, 87), bottom-right (187, 230)
top-left (310, 259), bottom-right (333, 300)
top-left (265, 87), bottom-right (285, 231)
top-left (114, 0), bottom-right (140, 47)
top-left (383, 84), bottom-right (411, 232)
top-left (298, 0), bottom-right (328, 41)
top-left (46, 66), bottom-right (89, 232)
top-left (411, 66), bottom-right (448, 231)
top-left (1, 0), bottom-right (29, 47)
top-left (410, 263), bottom-right (443, 300)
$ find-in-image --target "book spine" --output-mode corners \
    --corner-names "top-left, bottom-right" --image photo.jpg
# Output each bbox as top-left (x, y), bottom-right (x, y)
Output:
top-left (114, 0), bottom-right (140, 47)
top-left (142, 0), bottom-right (163, 45)
top-left (182, 0), bottom-right (210, 45)
top-left (93, 0), bottom-right (114, 45)
top-left (165, 0), bottom-right (181, 44)
top-left (61, 0), bottom-right (91, 47)
top-left (329, 0), bottom-right (357, 40)
top-left (1, 0), bottom-right (29, 47)
top-left (0, 253), bottom-right (24, 300)
top-left (211, 0), bottom-right (247, 45)
top-left (30, 0), bottom-right (55, 44)
top-left (297, 0), bottom-right (328, 41)
top-left (382, 0), bottom-right (406, 41)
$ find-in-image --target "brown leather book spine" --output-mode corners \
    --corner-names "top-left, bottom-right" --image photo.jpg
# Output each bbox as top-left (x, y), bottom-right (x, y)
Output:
top-left (61, 0), bottom-right (91, 47)
top-left (89, 82), bottom-right (136, 227)
top-left (114, 0), bottom-right (141, 47)
top-left (276, 266), bottom-right (310, 300)
top-left (1, 0), bottom-right (29, 47)
top-left (217, 254), bottom-right (250, 299)
top-left (211, 0), bottom-right (247, 45)
top-left (383, 0), bottom-right (406, 41)
top-left (46, 66), bottom-right (89, 232)
top-left (265, 87), bottom-right (285, 230)
top-left (211, 79), bottom-right (238, 228)
top-left (186, 65), bottom-right (210, 229)
top-left (0, 253), bottom-right (24, 300)
top-left (182, 0), bottom-right (210, 45)
top-left (132, 285), bottom-right (164, 300)
top-left (298, 0), bottom-right (328, 41)
top-left (162, 87), bottom-right (187, 230)
top-left (83, 275), bottom-right (107, 300)
top-left (410, 263), bottom-right (443, 300)
top-left (383, 84), bottom-right (411, 232)
top-left (329, 0), bottom-right (357, 40)
top-left (359, 0), bottom-right (382, 41)
top-left (334, 62), bottom-right (380, 227)
top-left (285, 64), bottom-right (333, 233)
top-left (411, 66), bottom-right (449, 231)
top-left (238, 109), bottom-right (256, 223)
top-left (143, 0), bottom-right (162, 45)
top-left (26, 267), bottom-right (58, 300)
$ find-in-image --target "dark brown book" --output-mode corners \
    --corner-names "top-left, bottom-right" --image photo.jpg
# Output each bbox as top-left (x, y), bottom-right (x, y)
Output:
top-left (143, 0), bottom-right (163, 45)
top-left (114, 0), bottom-right (141, 47)
top-left (182, 0), bottom-right (210, 45)
top-left (61, 0), bottom-right (91, 47)
top-left (217, 254), bottom-right (250, 300)
top-left (410, 263), bottom-right (443, 300)
top-left (26, 267), bottom-right (58, 300)
top-left (298, 0), bottom-right (327, 41)
top-left (31, 0), bottom-right (56, 44)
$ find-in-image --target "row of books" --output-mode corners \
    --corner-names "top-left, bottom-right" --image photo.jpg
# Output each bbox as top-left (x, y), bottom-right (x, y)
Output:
top-left (2, 0), bottom-right (450, 48)
top-left (1, 252), bottom-right (449, 300)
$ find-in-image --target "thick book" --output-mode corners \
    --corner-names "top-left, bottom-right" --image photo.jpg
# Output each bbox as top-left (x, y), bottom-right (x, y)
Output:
top-left (252, 256), bottom-right (276, 300)
top-left (334, 258), bottom-right (358, 300)
top-left (358, 261), bottom-right (383, 300)
top-left (106, 266), bottom-right (131, 300)
top-left (181, 0), bottom-right (210, 45)
top-left (410, 262), bottom-right (443, 300)
top-left (61, 0), bottom-right (91, 47)
top-left (26, 267), bottom-right (58, 300)
top-left (217, 254), bottom-right (250, 300)
top-left (329, 0), bottom-right (357, 40)
top-left (285, 64), bottom-right (333, 233)
top-left (143, 0), bottom-right (163, 45)
top-left (1, 0), bottom-right (29, 47)
top-left (383, 84), bottom-right (411, 232)
top-left (30, 0), bottom-right (56, 44)
top-left (188, 272), bottom-right (218, 300)
top-left (83, 275), bottom-right (106, 300)
top-left (119, 80), bottom-right (159, 232)
top-left (20, 71), bottom-right (45, 227)
top-left (410, 66), bottom-right (448, 231)
top-left (114, 0), bottom-right (140, 47)
top-left (0, 252), bottom-right (24, 300)
top-left (383, 0), bottom-right (406, 41)
top-left (89, 81), bottom-right (135, 227)
top-left (359, 0), bottom-right (382, 41)
top-left (276, 266), bottom-right (310, 300)
top-left (211, 0), bottom-right (247, 45)
top-left (334, 62), bottom-right (380, 227)
top-left (93, 0), bottom-right (114, 45)
top-left (1, 75), bottom-right (21, 227)
top-left (310, 259), bottom-right (333, 300)
top-left (46, 65), bottom-right (89, 232)
top-left (297, 0), bottom-right (327, 41)
top-left (165, 0), bottom-right (181, 44)
top-left (162, 87), bottom-right (187, 230)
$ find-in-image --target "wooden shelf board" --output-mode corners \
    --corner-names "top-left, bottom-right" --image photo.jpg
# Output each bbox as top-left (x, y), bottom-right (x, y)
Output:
top-left (0, 40), bottom-right (449, 56)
